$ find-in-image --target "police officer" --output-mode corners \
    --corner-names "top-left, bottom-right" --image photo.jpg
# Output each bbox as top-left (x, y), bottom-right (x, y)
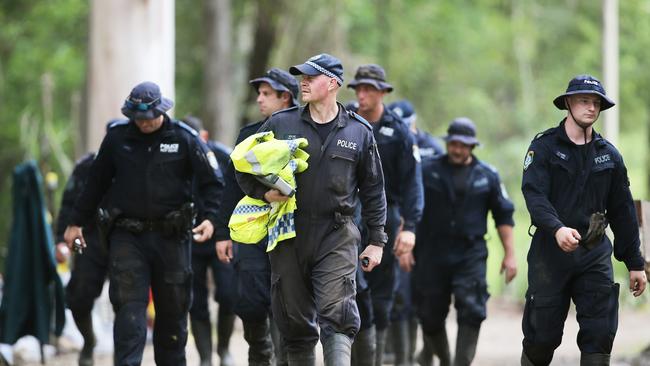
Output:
top-left (64, 81), bottom-right (223, 366)
top-left (348, 64), bottom-right (424, 366)
top-left (520, 75), bottom-right (647, 366)
top-left (384, 100), bottom-right (444, 365)
top-left (410, 117), bottom-right (516, 366)
top-left (236, 53), bottom-right (387, 366)
top-left (389, 99), bottom-right (444, 161)
top-left (215, 67), bottom-right (299, 366)
top-left (55, 152), bottom-right (107, 366)
top-left (182, 115), bottom-right (236, 366)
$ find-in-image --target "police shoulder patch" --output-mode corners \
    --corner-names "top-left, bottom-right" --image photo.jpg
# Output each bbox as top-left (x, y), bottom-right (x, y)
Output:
top-left (348, 111), bottom-right (372, 130)
top-left (523, 150), bottom-right (534, 171)
top-left (174, 120), bottom-right (199, 137)
top-left (206, 151), bottom-right (219, 170)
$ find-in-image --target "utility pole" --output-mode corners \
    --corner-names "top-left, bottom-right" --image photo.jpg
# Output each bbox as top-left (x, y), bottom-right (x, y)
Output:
top-left (602, 0), bottom-right (619, 146)
top-left (85, 0), bottom-right (175, 153)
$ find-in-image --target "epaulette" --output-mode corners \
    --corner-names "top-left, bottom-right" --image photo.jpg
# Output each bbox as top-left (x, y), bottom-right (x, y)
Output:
top-left (271, 105), bottom-right (299, 117)
top-left (174, 120), bottom-right (199, 137)
top-left (106, 119), bottom-right (129, 130)
top-left (347, 110), bottom-right (372, 130)
top-left (533, 126), bottom-right (556, 140)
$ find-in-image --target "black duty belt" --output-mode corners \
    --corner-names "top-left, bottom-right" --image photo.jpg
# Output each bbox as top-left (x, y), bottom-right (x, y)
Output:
top-left (114, 218), bottom-right (166, 233)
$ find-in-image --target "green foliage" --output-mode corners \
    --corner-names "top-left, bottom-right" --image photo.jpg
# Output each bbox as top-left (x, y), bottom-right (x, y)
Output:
top-left (2, 1), bottom-right (650, 307)
top-left (0, 0), bottom-right (88, 272)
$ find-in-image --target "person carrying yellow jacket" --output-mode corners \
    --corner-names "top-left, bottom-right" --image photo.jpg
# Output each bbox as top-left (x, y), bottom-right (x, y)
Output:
top-left (228, 131), bottom-right (309, 251)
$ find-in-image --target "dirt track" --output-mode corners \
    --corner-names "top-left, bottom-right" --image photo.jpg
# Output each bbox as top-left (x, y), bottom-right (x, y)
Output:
top-left (15, 297), bottom-right (650, 366)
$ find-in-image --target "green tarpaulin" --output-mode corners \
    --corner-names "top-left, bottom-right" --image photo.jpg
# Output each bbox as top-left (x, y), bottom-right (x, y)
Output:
top-left (0, 160), bottom-right (65, 345)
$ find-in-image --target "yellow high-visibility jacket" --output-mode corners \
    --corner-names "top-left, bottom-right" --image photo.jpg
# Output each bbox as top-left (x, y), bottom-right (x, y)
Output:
top-left (228, 131), bottom-right (309, 251)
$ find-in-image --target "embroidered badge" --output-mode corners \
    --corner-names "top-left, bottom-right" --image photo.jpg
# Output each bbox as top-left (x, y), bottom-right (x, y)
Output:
top-left (160, 143), bottom-right (179, 153)
top-left (379, 126), bottom-right (394, 137)
top-left (523, 150), bottom-right (534, 171)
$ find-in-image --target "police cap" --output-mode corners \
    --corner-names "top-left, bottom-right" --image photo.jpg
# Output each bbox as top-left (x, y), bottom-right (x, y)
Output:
top-left (347, 64), bottom-right (393, 92)
top-left (250, 68), bottom-right (300, 107)
top-left (553, 74), bottom-right (615, 111)
top-left (290, 53), bottom-right (344, 86)
top-left (121, 81), bottom-right (174, 120)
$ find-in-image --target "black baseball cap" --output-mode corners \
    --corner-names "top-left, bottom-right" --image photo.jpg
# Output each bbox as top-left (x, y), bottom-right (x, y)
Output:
top-left (250, 68), bottom-right (300, 107)
top-left (290, 53), bottom-right (344, 86)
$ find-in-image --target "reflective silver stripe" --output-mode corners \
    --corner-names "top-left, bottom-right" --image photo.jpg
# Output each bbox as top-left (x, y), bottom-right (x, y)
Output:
top-left (305, 61), bottom-right (343, 85)
top-left (244, 150), bottom-right (263, 174)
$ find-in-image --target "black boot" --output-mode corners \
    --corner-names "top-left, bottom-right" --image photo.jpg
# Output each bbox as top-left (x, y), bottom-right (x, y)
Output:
top-left (287, 349), bottom-right (316, 366)
top-left (391, 320), bottom-right (409, 366)
top-left (374, 328), bottom-right (388, 366)
top-left (418, 329), bottom-right (450, 366)
top-left (408, 316), bottom-right (418, 364)
top-left (520, 350), bottom-right (535, 366)
top-left (191, 318), bottom-right (213, 366)
top-left (383, 324), bottom-right (394, 364)
top-left (453, 325), bottom-right (480, 366)
top-left (322, 333), bottom-right (352, 366)
top-left (351, 326), bottom-right (376, 366)
top-left (72, 312), bottom-right (96, 366)
top-left (216, 308), bottom-right (236, 366)
top-left (580, 353), bottom-right (611, 366)
top-left (243, 319), bottom-right (273, 366)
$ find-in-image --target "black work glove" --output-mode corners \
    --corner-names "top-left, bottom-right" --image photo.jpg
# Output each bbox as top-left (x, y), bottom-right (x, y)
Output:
top-left (579, 212), bottom-right (608, 250)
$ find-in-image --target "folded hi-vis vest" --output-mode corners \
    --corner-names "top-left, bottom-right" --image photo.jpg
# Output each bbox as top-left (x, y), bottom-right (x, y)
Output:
top-left (229, 131), bottom-right (309, 251)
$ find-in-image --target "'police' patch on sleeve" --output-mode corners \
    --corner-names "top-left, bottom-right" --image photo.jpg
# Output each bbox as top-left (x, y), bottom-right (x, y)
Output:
top-left (379, 126), bottom-right (394, 137)
top-left (412, 145), bottom-right (421, 163)
top-left (523, 150), bottom-right (534, 171)
top-left (206, 151), bottom-right (219, 170)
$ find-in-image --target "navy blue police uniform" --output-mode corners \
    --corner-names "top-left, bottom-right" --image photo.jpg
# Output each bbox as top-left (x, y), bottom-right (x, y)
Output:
top-left (214, 120), bottom-right (281, 365)
top-left (520, 121), bottom-right (644, 364)
top-left (413, 154), bottom-right (514, 337)
top-left (68, 83), bottom-right (223, 366)
top-left (415, 130), bottom-right (444, 161)
top-left (57, 153), bottom-right (107, 318)
top-left (362, 107), bottom-right (423, 331)
top-left (236, 103), bottom-right (387, 358)
top-left (188, 138), bottom-right (237, 363)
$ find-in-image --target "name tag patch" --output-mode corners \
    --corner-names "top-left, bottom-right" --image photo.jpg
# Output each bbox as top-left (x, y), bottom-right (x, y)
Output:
top-left (160, 143), bottom-right (179, 153)
top-left (473, 177), bottom-right (489, 188)
top-left (337, 139), bottom-right (358, 151)
top-left (594, 154), bottom-right (610, 164)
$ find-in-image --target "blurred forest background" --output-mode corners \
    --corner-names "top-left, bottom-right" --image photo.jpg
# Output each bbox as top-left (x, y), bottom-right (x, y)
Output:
top-left (1, 0), bottom-right (649, 303)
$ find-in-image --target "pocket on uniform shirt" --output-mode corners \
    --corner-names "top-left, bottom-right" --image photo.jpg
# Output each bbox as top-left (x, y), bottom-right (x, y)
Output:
top-left (328, 151), bottom-right (358, 194)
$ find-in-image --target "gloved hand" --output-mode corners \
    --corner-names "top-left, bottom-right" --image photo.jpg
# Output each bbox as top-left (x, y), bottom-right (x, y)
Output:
top-left (579, 212), bottom-right (608, 250)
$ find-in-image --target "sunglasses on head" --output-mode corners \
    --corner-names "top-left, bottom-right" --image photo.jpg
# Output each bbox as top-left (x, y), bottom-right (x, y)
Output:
top-left (125, 97), bottom-right (160, 111)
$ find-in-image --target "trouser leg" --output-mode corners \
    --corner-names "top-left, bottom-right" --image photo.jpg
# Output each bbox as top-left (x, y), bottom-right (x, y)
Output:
top-left (108, 230), bottom-right (150, 366)
top-left (190, 318), bottom-right (213, 366)
top-left (150, 232), bottom-right (192, 366)
top-left (190, 254), bottom-right (212, 365)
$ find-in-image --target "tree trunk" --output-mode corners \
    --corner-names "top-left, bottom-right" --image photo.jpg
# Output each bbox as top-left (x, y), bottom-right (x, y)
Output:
top-left (240, 0), bottom-right (282, 126)
top-left (86, 0), bottom-right (175, 153)
top-left (203, 0), bottom-right (236, 145)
